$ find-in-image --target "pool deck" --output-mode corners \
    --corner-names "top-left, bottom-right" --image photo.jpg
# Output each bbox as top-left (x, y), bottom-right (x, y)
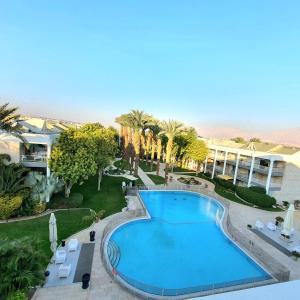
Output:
top-left (33, 167), bottom-right (300, 300)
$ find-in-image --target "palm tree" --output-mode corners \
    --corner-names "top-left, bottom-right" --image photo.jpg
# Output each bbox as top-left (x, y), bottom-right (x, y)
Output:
top-left (160, 120), bottom-right (184, 182)
top-left (127, 110), bottom-right (151, 177)
top-left (147, 120), bottom-right (161, 171)
top-left (0, 103), bottom-right (25, 142)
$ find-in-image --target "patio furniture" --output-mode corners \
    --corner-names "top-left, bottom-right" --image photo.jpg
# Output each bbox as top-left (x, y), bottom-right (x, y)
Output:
top-left (55, 249), bottom-right (67, 264)
top-left (58, 264), bottom-right (71, 278)
top-left (255, 220), bottom-right (265, 230)
top-left (267, 222), bottom-right (276, 231)
top-left (68, 239), bottom-right (79, 251)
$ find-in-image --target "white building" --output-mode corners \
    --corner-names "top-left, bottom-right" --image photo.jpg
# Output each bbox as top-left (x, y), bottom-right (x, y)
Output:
top-left (201, 138), bottom-right (300, 203)
top-left (0, 117), bottom-right (74, 176)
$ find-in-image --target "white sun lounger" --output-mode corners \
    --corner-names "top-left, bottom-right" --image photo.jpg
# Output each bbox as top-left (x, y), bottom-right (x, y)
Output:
top-left (68, 239), bottom-right (79, 252)
top-left (255, 220), bottom-right (265, 230)
top-left (267, 222), bottom-right (277, 231)
top-left (58, 264), bottom-right (71, 278)
top-left (55, 250), bottom-right (67, 264)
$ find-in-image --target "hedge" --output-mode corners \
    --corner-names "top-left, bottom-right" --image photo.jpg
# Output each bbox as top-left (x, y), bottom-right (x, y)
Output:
top-left (214, 178), bottom-right (235, 191)
top-left (236, 186), bottom-right (276, 208)
top-left (249, 186), bottom-right (266, 194)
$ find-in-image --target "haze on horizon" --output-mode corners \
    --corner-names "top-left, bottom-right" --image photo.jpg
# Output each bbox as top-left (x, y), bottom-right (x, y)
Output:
top-left (0, 1), bottom-right (299, 146)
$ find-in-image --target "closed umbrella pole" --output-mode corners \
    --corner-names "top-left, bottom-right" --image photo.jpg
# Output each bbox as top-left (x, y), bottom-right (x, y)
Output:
top-left (281, 204), bottom-right (295, 236)
top-left (49, 213), bottom-right (58, 253)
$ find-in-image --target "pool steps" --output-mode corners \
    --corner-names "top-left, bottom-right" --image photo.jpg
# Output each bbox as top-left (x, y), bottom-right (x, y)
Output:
top-left (107, 240), bottom-right (121, 268)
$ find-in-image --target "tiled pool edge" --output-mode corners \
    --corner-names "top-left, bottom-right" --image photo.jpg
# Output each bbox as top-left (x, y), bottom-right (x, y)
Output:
top-left (100, 189), bottom-right (289, 299)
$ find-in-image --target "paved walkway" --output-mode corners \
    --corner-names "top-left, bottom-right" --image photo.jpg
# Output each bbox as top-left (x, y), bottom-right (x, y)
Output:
top-left (137, 166), bottom-right (155, 185)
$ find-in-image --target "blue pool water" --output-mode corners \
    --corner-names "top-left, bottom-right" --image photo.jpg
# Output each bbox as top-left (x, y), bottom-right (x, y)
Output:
top-left (107, 191), bottom-right (271, 295)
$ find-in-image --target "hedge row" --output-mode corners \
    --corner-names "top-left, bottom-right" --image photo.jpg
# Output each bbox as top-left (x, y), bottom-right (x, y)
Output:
top-left (214, 178), bottom-right (235, 190)
top-left (249, 186), bottom-right (266, 194)
top-left (236, 186), bottom-right (276, 208)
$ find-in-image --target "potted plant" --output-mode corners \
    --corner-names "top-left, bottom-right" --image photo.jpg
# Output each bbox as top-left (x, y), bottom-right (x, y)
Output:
top-left (275, 216), bottom-right (284, 226)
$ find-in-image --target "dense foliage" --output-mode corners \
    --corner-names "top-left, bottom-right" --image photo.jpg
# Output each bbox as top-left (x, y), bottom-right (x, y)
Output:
top-left (0, 238), bottom-right (45, 299)
top-left (0, 162), bottom-right (31, 219)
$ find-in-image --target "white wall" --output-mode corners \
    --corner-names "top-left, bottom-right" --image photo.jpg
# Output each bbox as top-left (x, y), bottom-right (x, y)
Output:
top-left (0, 140), bottom-right (20, 163)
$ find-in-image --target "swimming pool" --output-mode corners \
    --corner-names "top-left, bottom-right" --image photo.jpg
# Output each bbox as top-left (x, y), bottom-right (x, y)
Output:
top-left (106, 191), bottom-right (271, 296)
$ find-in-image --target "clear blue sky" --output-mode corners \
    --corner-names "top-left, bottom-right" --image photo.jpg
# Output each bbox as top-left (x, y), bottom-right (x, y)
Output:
top-left (0, 0), bottom-right (300, 132)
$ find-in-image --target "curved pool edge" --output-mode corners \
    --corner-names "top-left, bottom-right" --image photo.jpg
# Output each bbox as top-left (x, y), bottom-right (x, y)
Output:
top-left (101, 190), bottom-right (277, 299)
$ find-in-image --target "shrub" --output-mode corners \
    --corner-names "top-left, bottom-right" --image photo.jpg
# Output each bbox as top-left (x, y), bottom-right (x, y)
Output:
top-left (249, 186), bottom-right (266, 194)
top-left (215, 178), bottom-right (235, 190)
top-left (47, 192), bottom-right (83, 209)
top-left (236, 186), bottom-right (276, 208)
top-left (6, 290), bottom-right (27, 300)
top-left (33, 201), bottom-right (46, 215)
top-left (0, 238), bottom-right (45, 299)
top-left (0, 194), bottom-right (23, 220)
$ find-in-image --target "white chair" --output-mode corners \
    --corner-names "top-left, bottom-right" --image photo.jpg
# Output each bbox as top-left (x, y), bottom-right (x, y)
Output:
top-left (58, 264), bottom-right (71, 278)
top-left (267, 222), bottom-right (276, 231)
top-left (55, 250), bottom-right (67, 264)
top-left (255, 220), bottom-right (265, 230)
top-left (68, 239), bottom-right (79, 252)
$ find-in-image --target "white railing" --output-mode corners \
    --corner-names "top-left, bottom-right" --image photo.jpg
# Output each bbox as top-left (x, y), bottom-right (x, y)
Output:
top-left (21, 152), bottom-right (47, 163)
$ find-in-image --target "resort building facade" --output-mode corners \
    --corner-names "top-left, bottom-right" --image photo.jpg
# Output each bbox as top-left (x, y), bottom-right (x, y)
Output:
top-left (201, 138), bottom-right (300, 204)
top-left (0, 117), bottom-right (75, 176)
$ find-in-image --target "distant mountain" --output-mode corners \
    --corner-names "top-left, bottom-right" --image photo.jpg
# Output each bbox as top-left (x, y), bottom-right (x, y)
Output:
top-left (196, 126), bottom-right (300, 147)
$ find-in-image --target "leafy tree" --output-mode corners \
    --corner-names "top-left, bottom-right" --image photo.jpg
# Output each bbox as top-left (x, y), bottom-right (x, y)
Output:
top-left (231, 136), bottom-right (246, 144)
top-left (185, 140), bottom-right (208, 175)
top-left (160, 120), bottom-right (184, 182)
top-left (81, 123), bottom-right (118, 190)
top-left (0, 238), bottom-right (45, 299)
top-left (249, 137), bottom-right (261, 143)
top-left (0, 103), bottom-right (26, 143)
top-left (174, 127), bottom-right (197, 164)
top-left (49, 128), bottom-right (98, 197)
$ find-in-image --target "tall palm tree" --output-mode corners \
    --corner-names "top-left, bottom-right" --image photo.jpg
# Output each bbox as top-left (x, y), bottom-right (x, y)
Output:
top-left (127, 110), bottom-right (151, 177)
top-left (147, 120), bottom-right (161, 171)
top-left (160, 120), bottom-right (184, 182)
top-left (0, 103), bottom-right (25, 142)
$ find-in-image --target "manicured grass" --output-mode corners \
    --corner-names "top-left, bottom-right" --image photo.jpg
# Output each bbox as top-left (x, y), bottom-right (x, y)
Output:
top-left (171, 166), bottom-right (193, 173)
top-left (0, 175), bottom-right (129, 267)
top-left (148, 174), bottom-right (165, 185)
top-left (72, 175), bottom-right (127, 217)
top-left (139, 160), bottom-right (154, 172)
top-left (0, 209), bottom-right (91, 266)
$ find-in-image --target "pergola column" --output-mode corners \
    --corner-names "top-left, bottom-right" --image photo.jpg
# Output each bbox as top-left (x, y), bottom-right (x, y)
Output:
top-left (266, 159), bottom-right (274, 195)
top-left (211, 149), bottom-right (218, 179)
top-left (247, 155), bottom-right (255, 187)
top-left (223, 151), bottom-right (228, 175)
top-left (204, 156), bottom-right (208, 173)
top-left (233, 152), bottom-right (240, 185)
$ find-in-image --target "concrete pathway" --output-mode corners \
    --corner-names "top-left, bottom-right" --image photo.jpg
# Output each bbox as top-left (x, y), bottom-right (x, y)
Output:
top-left (137, 166), bottom-right (155, 185)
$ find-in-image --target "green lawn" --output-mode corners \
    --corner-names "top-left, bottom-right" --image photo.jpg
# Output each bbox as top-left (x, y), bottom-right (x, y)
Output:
top-left (73, 175), bottom-right (127, 216)
top-left (148, 174), bottom-right (165, 185)
top-left (171, 166), bottom-right (193, 173)
top-left (0, 175), bottom-right (128, 266)
top-left (0, 209), bottom-right (91, 265)
top-left (139, 160), bottom-right (154, 172)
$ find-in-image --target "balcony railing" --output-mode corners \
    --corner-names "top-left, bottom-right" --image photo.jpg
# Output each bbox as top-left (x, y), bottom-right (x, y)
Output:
top-left (21, 152), bottom-right (47, 163)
